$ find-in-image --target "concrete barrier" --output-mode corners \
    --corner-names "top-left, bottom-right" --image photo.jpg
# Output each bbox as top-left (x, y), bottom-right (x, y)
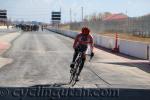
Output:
top-left (119, 40), bottom-right (148, 59)
top-left (48, 28), bottom-right (78, 38)
top-left (64, 30), bottom-right (78, 38)
top-left (100, 36), bottom-right (115, 49)
top-left (48, 28), bottom-right (116, 49)
top-left (47, 28), bottom-right (149, 59)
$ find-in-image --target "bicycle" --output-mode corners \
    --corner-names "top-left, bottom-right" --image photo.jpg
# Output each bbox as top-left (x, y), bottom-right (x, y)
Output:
top-left (69, 49), bottom-right (94, 87)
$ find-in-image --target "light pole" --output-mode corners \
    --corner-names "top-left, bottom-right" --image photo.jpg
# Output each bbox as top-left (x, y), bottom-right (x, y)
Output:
top-left (70, 8), bottom-right (72, 23)
top-left (81, 6), bottom-right (83, 22)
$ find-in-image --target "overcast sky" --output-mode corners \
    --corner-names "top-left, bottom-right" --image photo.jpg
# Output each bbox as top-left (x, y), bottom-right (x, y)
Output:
top-left (0, 0), bottom-right (150, 23)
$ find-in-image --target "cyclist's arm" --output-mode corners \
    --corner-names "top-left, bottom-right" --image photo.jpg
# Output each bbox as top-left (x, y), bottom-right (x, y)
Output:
top-left (89, 35), bottom-right (94, 52)
top-left (73, 34), bottom-right (80, 49)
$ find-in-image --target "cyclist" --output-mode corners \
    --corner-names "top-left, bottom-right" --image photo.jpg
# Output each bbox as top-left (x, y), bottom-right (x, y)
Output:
top-left (70, 27), bottom-right (94, 80)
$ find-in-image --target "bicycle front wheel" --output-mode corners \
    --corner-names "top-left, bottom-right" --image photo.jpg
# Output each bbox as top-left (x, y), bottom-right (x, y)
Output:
top-left (71, 74), bottom-right (78, 87)
top-left (69, 73), bottom-right (74, 84)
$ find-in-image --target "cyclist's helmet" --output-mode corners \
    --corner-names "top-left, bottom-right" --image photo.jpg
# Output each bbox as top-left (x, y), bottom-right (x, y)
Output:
top-left (81, 27), bottom-right (90, 35)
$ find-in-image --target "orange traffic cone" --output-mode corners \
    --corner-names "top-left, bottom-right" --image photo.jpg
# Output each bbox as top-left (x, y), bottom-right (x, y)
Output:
top-left (112, 33), bottom-right (119, 53)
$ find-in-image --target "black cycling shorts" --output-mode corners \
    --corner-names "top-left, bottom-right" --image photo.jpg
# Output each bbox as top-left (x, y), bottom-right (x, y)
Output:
top-left (75, 44), bottom-right (87, 52)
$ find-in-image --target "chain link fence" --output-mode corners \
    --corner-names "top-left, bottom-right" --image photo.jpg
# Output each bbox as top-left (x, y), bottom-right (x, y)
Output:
top-left (70, 15), bottom-right (150, 37)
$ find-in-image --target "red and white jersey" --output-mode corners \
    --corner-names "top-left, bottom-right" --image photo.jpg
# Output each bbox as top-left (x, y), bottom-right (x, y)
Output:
top-left (73, 33), bottom-right (94, 49)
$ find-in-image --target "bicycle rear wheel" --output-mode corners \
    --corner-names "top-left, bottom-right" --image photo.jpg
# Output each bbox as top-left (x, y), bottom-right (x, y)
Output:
top-left (71, 74), bottom-right (79, 87)
top-left (71, 62), bottom-right (81, 87)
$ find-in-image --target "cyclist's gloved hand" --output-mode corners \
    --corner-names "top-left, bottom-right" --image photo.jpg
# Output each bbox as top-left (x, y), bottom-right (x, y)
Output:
top-left (74, 47), bottom-right (78, 52)
top-left (91, 52), bottom-right (94, 57)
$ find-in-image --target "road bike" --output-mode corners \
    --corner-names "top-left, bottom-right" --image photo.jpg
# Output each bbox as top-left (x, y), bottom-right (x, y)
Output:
top-left (69, 49), bottom-right (94, 87)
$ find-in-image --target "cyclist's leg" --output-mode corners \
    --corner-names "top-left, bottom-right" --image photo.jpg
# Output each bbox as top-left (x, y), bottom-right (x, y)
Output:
top-left (78, 54), bottom-right (86, 76)
top-left (75, 54), bottom-right (86, 81)
top-left (70, 49), bottom-right (78, 68)
top-left (77, 44), bottom-right (87, 75)
top-left (72, 50), bottom-right (78, 62)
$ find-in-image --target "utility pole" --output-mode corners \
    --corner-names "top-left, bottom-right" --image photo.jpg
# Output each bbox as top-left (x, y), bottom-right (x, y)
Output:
top-left (70, 8), bottom-right (72, 23)
top-left (125, 10), bottom-right (128, 15)
top-left (126, 10), bottom-right (129, 33)
top-left (60, 7), bottom-right (61, 13)
top-left (59, 7), bottom-right (61, 29)
top-left (81, 6), bottom-right (83, 22)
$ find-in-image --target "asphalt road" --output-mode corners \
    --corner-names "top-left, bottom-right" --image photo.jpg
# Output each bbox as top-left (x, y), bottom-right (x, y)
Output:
top-left (0, 30), bottom-right (150, 100)
top-left (0, 30), bottom-right (150, 89)
top-left (0, 30), bottom-right (106, 88)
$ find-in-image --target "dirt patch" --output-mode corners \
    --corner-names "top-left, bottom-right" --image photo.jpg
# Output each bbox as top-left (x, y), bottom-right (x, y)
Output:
top-left (0, 41), bottom-right (10, 55)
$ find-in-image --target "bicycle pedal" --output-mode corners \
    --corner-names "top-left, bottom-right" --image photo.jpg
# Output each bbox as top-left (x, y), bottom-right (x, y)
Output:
top-left (70, 69), bottom-right (74, 73)
top-left (76, 79), bottom-right (79, 81)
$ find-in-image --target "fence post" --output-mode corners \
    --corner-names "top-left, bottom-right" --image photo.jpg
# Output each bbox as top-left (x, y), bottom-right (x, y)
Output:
top-left (147, 45), bottom-right (149, 60)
